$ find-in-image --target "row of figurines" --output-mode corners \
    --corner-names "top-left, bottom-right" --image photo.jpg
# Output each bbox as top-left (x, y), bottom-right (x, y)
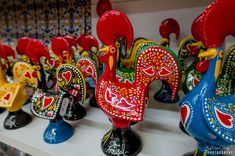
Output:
top-left (0, 4), bottom-right (235, 156)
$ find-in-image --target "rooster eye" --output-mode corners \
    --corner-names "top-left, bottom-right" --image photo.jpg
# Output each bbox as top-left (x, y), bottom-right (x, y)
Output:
top-left (110, 47), bottom-right (116, 53)
top-left (219, 50), bottom-right (224, 58)
top-left (116, 43), bottom-right (120, 48)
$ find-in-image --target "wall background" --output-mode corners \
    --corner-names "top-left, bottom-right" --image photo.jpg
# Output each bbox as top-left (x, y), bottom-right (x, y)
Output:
top-left (91, 0), bottom-right (235, 51)
top-left (0, 0), bottom-right (91, 45)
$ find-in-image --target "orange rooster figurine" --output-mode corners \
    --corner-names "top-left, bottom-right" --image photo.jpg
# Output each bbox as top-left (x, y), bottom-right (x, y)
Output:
top-left (96, 10), bottom-right (181, 155)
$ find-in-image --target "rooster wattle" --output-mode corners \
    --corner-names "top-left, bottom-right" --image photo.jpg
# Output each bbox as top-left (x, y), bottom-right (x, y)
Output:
top-left (179, 0), bottom-right (235, 155)
top-left (96, 10), bottom-right (181, 155)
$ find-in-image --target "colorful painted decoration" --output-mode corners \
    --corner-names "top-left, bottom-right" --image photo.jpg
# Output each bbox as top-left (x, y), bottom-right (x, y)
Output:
top-left (179, 0), bottom-right (235, 155)
top-left (31, 89), bottom-right (65, 120)
top-left (56, 64), bottom-right (87, 120)
top-left (179, 37), bottom-right (206, 94)
top-left (0, 56), bottom-right (38, 129)
top-left (154, 18), bottom-right (180, 103)
top-left (216, 44), bottom-right (235, 96)
top-left (96, 10), bottom-right (181, 155)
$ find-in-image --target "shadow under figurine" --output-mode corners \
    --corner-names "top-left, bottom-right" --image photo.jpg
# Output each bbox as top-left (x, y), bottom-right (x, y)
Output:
top-left (96, 10), bottom-right (181, 156)
top-left (179, 0), bottom-right (235, 155)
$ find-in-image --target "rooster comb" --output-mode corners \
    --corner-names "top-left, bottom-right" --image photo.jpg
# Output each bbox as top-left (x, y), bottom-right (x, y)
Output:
top-left (26, 39), bottom-right (50, 64)
top-left (96, 0), bottom-right (112, 17)
top-left (16, 37), bottom-right (31, 55)
top-left (64, 35), bottom-right (77, 49)
top-left (80, 35), bottom-right (99, 51)
top-left (192, 0), bottom-right (235, 48)
top-left (159, 18), bottom-right (180, 39)
top-left (97, 10), bottom-right (133, 48)
top-left (0, 45), bottom-right (7, 60)
top-left (2, 45), bottom-right (16, 58)
top-left (51, 37), bottom-right (71, 58)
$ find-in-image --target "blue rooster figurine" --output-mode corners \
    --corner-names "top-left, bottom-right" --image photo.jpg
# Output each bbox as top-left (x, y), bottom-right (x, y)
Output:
top-left (179, 0), bottom-right (235, 156)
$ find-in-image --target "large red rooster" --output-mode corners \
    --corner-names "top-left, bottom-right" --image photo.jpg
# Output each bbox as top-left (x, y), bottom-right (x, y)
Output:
top-left (95, 10), bottom-right (181, 155)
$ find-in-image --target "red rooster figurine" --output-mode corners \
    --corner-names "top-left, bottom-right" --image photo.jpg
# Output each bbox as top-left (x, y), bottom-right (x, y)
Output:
top-left (96, 10), bottom-right (181, 155)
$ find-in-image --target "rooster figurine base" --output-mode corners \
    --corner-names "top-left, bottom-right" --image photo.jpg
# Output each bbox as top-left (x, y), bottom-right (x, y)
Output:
top-left (0, 108), bottom-right (5, 113)
top-left (63, 95), bottom-right (87, 121)
top-left (44, 115), bottom-right (73, 144)
top-left (4, 109), bottom-right (32, 130)
top-left (101, 127), bottom-right (142, 156)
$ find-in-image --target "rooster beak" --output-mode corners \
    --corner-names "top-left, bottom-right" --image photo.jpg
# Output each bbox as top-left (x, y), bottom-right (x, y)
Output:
top-left (198, 48), bottom-right (217, 59)
top-left (79, 46), bottom-right (83, 52)
top-left (99, 46), bottom-right (109, 53)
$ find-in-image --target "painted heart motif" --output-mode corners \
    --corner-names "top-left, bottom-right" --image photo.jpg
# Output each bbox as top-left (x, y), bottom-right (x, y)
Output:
top-left (3, 93), bottom-right (11, 101)
top-left (42, 97), bottom-right (54, 109)
top-left (105, 88), bottom-right (117, 103)
top-left (181, 104), bottom-right (190, 126)
top-left (116, 98), bottom-right (135, 111)
top-left (49, 59), bottom-right (55, 67)
top-left (193, 77), bottom-right (200, 87)
top-left (158, 67), bottom-right (172, 76)
top-left (86, 65), bottom-right (94, 77)
top-left (62, 71), bottom-right (72, 85)
top-left (24, 71), bottom-right (32, 79)
top-left (47, 111), bottom-right (54, 117)
top-left (215, 107), bottom-right (233, 129)
top-left (142, 66), bottom-right (155, 76)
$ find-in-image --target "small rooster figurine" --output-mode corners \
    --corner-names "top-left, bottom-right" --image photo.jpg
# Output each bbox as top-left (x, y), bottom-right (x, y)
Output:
top-left (77, 34), bottom-right (99, 107)
top-left (154, 18), bottom-right (180, 103)
top-left (0, 43), bottom-right (38, 129)
top-left (179, 0), bottom-right (235, 155)
top-left (96, 10), bottom-right (181, 155)
top-left (51, 37), bottom-right (87, 121)
top-left (28, 39), bottom-right (84, 144)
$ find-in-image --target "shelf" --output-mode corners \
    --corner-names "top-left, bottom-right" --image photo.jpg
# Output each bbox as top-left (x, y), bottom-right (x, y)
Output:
top-left (0, 102), bottom-right (196, 156)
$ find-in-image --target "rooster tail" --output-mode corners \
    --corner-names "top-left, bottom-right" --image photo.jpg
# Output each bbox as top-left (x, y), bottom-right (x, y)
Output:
top-left (135, 42), bottom-right (181, 101)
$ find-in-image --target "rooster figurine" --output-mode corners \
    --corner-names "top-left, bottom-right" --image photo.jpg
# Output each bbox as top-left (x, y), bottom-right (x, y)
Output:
top-left (28, 39), bottom-right (84, 144)
top-left (0, 43), bottom-right (38, 129)
top-left (77, 34), bottom-right (99, 107)
top-left (96, 10), bottom-right (181, 155)
top-left (154, 18), bottom-right (180, 103)
top-left (51, 37), bottom-right (87, 121)
top-left (179, 0), bottom-right (235, 155)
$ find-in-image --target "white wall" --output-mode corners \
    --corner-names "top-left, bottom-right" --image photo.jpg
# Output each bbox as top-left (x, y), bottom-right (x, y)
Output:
top-left (91, 0), bottom-right (235, 51)
top-left (91, 1), bottom-right (208, 52)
